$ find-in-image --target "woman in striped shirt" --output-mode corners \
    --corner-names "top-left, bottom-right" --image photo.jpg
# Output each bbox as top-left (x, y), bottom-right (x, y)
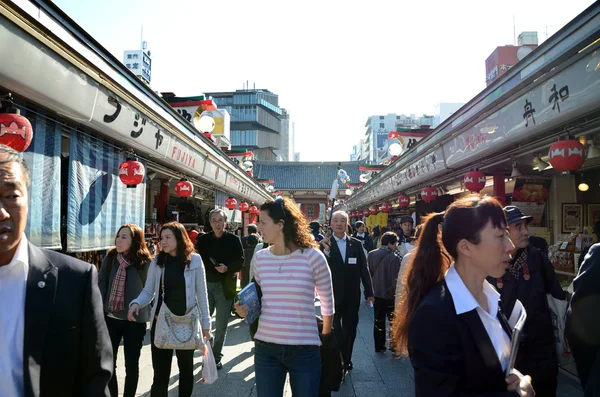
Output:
top-left (236, 196), bottom-right (335, 397)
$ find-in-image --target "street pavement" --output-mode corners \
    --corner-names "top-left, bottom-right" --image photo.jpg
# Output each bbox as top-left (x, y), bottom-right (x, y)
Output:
top-left (115, 301), bottom-right (585, 396)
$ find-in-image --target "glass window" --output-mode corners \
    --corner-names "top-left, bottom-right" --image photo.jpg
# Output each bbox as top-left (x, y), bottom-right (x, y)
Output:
top-left (127, 54), bottom-right (132, 59)
top-left (380, 123), bottom-right (385, 128)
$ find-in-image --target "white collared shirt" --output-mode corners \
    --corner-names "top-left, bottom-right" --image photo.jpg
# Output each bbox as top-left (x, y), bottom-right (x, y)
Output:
top-left (0, 235), bottom-right (29, 397)
top-left (333, 234), bottom-right (348, 262)
top-left (445, 266), bottom-right (511, 372)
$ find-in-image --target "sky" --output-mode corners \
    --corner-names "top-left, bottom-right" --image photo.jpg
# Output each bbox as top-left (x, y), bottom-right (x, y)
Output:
top-left (54, 0), bottom-right (596, 161)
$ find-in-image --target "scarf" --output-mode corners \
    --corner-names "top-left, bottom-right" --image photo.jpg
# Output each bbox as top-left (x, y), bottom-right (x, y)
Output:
top-left (508, 248), bottom-right (528, 279)
top-left (108, 253), bottom-right (132, 313)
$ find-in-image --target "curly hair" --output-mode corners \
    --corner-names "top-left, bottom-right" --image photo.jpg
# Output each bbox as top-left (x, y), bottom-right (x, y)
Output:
top-left (106, 224), bottom-right (153, 270)
top-left (156, 221), bottom-right (195, 269)
top-left (260, 197), bottom-right (318, 250)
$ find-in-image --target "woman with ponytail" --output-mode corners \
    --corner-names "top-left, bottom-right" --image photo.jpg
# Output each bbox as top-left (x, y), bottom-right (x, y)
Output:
top-left (391, 196), bottom-right (535, 396)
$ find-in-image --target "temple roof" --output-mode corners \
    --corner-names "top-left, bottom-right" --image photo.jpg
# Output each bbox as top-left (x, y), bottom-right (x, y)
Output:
top-left (254, 161), bottom-right (364, 190)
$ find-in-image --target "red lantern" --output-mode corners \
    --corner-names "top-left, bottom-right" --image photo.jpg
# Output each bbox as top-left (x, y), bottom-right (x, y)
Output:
top-left (0, 109), bottom-right (33, 152)
top-left (398, 195), bottom-right (410, 208)
top-left (390, 156), bottom-right (399, 162)
top-left (249, 205), bottom-right (259, 215)
top-left (381, 202), bottom-right (392, 213)
top-left (239, 202), bottom-right (249, 212)
top-left (464, 171), bottom-right (486, 192)
top-left (421, 187), bottom-right (437, 202)
top-left (118, 157), bottom-right (145, 188)
top-left (388, 131), bottom-right (400, 140)
top-left (175, 179), bottom-right (193, 198)
top-left (548, 140), bottom-right (586, 172)
top-left (363, 209), bottom-right (370, 217)
top-left (371, 205), bottom-right (380, 215)
top-left (225, 197), bottom-right (237, 210)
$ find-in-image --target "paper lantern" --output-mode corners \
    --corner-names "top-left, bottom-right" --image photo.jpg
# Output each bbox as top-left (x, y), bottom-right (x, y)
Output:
top-left (464, 171), bottom-right (486, 192)
top-left (388, 143), bottom-right (402, 157)
top-left (118, 157), bottom-right (145, 188)
top-left (0, 110), bottom-right (33, 152)
top-left (421, 187), bottom-right (437, 202)
top-left (370, 205), bottom-right (380, 215)
top-left (175, 179), bottom-right (193, 198)
top-left (363, 209), bottom-right (370, 217)
top-left (239, 202), bottom-right (249, 212)
top-left (388, 131), bottom-right (400, 140)
top-left (548, 140), bottom-right (586, 172)
top-left (249, 205), bottom-right (259, 215)
top-left (398, 195), bottom-right (410, 208)
top-left (225, 197), bottom-right (237, 210)
top-left (381, 202), bottom-right (392, 213)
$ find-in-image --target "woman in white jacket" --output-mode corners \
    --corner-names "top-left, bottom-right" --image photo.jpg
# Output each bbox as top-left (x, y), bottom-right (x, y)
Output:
top-left (128, 222), bottom-right (211, 397)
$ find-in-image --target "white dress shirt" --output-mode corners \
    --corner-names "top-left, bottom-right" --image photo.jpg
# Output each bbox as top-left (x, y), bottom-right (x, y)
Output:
top-left (333, 234), bottom-right (347, 262)
top-left (445, 266), bottom-right (511, 372)
top-left (0, 235), bottom-right (29, 397)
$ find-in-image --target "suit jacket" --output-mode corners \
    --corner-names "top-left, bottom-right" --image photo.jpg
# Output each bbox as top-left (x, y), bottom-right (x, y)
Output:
top-left (322, 235), bottom-right (374, 306)
top-left (408, 280), bottom-right (518, 397)
top-left (24, 243), bottom-right (113, 397)
top-left (567, 243), bottom-right (600, 396)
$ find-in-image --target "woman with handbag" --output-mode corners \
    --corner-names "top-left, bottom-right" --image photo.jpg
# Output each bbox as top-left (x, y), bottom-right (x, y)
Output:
top-left (128, 222), bottom-right (211, 397)
top-left (235, 196), bottom-right (335, 397)
top-left (98, 224), bottom-right (153, 397)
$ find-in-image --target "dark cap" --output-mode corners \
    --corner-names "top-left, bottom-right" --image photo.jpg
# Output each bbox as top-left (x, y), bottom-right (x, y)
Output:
top-left (400, 215), bottom-right (414, 224)
top-left (504, 206), bottom-right (533, 225)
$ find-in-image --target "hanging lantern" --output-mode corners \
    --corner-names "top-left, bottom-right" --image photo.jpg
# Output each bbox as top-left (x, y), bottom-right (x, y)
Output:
top-left (388, 131), bottom-right (400, 140)
top-left (370, 205), bottom-right (380, 215)
top-left (239, 201), bottom-right (249, 212)
top-left (175, 179), bottom-right (193, 198)
top-left (388, 143), bottom-right (402, 157)
top-left (118, 156), bottom-right (145, 188)
top-left (225, 197), bottom-right (237, 210)
top-left (464, 171), bottom-right (486, 192)
top-left (249, 205), bottom-right (259, 215)
top-left (390, 156), bottom-right (399, 162)
top-left (0, 98), bottom-right (33, 152)
top-left (548, 140), bottom-right (586, 172)
top-left (398, 195), bottom-right (410, 208)
top-left (421, 187), bottom-right (437, 202)
top-left (363, 209), bottom-right (370, 217)
top-left (381, 202), bottom-right (392, 213)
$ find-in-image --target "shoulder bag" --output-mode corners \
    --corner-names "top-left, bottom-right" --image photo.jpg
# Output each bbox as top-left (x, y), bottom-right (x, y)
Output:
top-left (154, 266), bottom-right (203, 350)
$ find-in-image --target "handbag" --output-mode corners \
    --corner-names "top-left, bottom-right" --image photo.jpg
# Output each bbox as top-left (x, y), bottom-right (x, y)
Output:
top-left (153, 267), bottom-right (202, 350)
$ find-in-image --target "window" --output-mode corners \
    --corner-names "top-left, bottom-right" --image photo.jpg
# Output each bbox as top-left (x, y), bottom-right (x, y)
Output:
top-left (380, 123), bottom-right (385, 128)
top-left (126, 63), bottom-right (131, 68)
top-left (307, 205), bottom-right (314, 219)
top-left (379, 116), bottom-right (384, 120)
top-left (133, 54), bottom-right (139, 59)
top-left (127, 54), bottom-right (132, 59)
top-left (132, 63), bottom-right (139, 69)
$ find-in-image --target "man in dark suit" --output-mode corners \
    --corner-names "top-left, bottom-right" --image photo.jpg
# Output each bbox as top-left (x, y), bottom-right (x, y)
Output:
top-left (322, 210), bottom-right (374, 371)
top-left (0, 145), bottom-right (112, 397)
top-left (567, 243), bottom-right (600, 396)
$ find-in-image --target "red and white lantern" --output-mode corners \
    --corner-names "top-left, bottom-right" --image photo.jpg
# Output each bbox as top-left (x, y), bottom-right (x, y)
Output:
top-left (381, 202), bottom-right (392, 213)
top-left (118, 157), bottom-right (145, 188)
top-left (548, 140), bottom-right (586, 172)
top-left (249, 205), bottom-right (259, 215)
top-left (464, 171), bottom-right (486, 192)
top-left (370, 205), bottom-right (380, 215)
top-left (398, 195), bottom-right (410, 208)
top-left (421, 187), bottom-right (437, 202)
top-left (388, 131), bottom-right (400, 140)
top-left (0, 109), bottom-right (33, 152)
top-left (239, 202), bottom-right (249, 212)
top-left (363, 209), bottom-right (370, 217)
top-left (225, 197), bottom-right (237, 210)
top-left (175, 179), bottom-right (193, 198)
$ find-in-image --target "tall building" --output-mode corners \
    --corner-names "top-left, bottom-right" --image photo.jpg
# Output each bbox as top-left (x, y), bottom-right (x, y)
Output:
top-left (123, 42), bottom-right (151, 85)
top-left (276, 109), bottom-right (291, 161)
top-left (204, 89), bottom-right (283, 161)
top-left (485, 32), bottom-right (538, 86)
top-left (433, 102), bottom-right (466, 127)
top-left (363, 114), bottom-right (434, 163)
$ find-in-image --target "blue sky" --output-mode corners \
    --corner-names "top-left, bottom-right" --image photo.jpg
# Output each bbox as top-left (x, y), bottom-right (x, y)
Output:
top-left (54, 0), bottom-right (595, 161)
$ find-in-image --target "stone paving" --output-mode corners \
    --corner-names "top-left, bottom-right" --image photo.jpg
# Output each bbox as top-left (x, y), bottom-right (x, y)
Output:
top-left (114, 301), bottom-right (584, 396)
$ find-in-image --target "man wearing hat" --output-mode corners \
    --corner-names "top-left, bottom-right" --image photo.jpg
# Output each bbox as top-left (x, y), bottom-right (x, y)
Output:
top-left (398, 215), bottom-right (414, 245)
top-left (488, 206), bottom-right (566, 397)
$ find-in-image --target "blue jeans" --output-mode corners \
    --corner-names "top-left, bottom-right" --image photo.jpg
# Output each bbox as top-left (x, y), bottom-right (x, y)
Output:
top-left (207, 281), bottom-right (232, 360)
top-left (254, 340), bottom-right (321, 397)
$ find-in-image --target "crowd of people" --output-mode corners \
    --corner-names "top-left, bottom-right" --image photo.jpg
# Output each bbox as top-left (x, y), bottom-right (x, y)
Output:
top-left (1, 142), bottom-right (599, 397)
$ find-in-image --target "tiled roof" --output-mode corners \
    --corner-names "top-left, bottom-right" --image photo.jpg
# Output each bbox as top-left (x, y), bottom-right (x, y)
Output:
top-left (254, 161), bottom-right (364, 190)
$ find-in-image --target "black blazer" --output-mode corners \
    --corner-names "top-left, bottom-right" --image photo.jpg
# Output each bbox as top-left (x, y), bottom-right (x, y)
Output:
top-left (408, 280), bottom-right (518, 397)
top-left (322, 235), bottom-right (374, 306)
top-left (24, 243), bottom-right (113, 397)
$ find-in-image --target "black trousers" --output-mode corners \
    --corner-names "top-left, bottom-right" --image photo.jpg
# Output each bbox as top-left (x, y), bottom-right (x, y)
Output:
top-left (106, 316), bottom-right (147, 397)
top-left (373, 298), bottom-right (395, 351)
top-left (333, 302), bottom-right (359, 367)
top-left (150, 321), bottom-right (195, 397)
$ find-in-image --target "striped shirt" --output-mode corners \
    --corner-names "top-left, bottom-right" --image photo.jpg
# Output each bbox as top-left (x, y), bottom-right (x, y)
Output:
top-left (253, 247), bottom-right (334, 346)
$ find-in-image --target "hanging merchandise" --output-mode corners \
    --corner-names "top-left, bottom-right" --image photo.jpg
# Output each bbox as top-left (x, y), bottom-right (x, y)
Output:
top-left (548, 140), bottom-right (586, 171)
top-left (118, 156), bottom-right (145, 188)
top-left (464, 171), bottom-right (486, 192)
top-left (398, 194), bottom-right (410, 208)
top-left (175, 178), bottom-right (193, 198)
top-left (225, 197), bottom-right (237, 210)
top-left (381, 202), bottom-right (392, 213)
top-left (421, 187), bottom-right (437, 202)
top-left (239, 202), bottom-right (249, 212)
top-left (0, 94), bottom-right (33, 152)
